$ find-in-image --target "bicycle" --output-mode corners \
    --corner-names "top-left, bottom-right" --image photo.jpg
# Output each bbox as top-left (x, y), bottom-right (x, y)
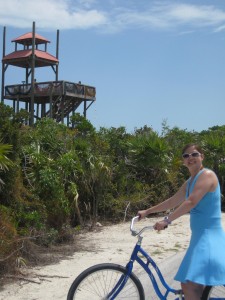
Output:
top-left (67, 216), bottom-right (225, 299)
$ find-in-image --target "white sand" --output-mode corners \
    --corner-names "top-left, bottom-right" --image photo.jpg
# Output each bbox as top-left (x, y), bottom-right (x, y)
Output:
top-left (0, 213), bottom-right (225, 300)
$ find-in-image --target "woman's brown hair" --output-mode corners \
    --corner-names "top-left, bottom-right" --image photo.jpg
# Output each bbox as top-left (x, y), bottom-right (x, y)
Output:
top-left (182, 143), bottom-right (204, 155)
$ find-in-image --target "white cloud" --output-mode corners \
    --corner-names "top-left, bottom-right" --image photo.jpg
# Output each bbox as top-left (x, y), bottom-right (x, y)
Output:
top-left (77, 0), bottom-right (97, 9)
top-left (162, 3), bottom-right (225, 26)
top-left (0, 0), bottom-right (107, 30)
top-left (104, 3), bottom-right (225, 33)
top-left (0, 0), bottom-right (225, 33)
top-left (214, 24), bottom-right (225, 32)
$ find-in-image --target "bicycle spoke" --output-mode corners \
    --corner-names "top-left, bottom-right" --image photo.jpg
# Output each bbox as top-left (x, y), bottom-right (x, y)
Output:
top-left (68, 265), bottom-right (144, 300)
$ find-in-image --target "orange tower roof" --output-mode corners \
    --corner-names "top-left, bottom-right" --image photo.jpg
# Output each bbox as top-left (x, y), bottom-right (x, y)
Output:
top-left (3, 49), bottom-right (58, 68)
top-left (2, 31), bottom-right (58, 68)
top-left (12, 32), bottom-right (50, 46)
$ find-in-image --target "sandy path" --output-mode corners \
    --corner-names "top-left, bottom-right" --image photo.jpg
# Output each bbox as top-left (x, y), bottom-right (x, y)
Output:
top-left (0, 214), bottom-right (225, 300)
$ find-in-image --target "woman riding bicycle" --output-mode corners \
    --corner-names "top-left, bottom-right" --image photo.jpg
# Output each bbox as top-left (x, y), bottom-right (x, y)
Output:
top-left (138, 143), bottom-right (225, 300)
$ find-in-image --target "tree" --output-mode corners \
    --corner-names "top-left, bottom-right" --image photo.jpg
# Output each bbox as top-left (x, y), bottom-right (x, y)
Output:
top-left (0, 141), bottom-right (13, 188)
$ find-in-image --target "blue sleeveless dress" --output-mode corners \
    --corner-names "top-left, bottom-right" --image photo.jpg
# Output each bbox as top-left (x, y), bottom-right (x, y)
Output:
top-left (174, 168), bottom-right (225, 285)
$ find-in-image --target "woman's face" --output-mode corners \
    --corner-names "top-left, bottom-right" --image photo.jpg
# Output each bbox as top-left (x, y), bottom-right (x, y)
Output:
top-left (182, 145), bottom-right (204, 170)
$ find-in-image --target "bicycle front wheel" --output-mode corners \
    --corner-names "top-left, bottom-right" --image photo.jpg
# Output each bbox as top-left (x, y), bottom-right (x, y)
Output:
top-left (67, 263), bottom-right (145, 300)
top-left (201, 285), bottom-right (225, 299)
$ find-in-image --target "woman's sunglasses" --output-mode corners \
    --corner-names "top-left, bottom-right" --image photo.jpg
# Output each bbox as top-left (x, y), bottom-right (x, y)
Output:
top-left (182, 152), bottom-right (201, 159)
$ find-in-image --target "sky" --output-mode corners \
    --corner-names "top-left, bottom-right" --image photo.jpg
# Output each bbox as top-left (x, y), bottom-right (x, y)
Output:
top-left (1, 0), bottom-right (225, 134)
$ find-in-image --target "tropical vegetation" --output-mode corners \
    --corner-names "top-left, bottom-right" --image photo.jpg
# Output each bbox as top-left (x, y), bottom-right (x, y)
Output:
top-left (0, 102), bottom-right (225, 275)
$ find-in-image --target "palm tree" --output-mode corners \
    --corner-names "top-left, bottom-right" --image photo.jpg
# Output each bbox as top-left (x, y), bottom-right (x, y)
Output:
top-left (0, 142), bottom-right (13, 188)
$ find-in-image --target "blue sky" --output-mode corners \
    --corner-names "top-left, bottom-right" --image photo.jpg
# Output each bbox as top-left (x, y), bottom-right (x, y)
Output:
top-left (1, 0), bottom-right (225, 134)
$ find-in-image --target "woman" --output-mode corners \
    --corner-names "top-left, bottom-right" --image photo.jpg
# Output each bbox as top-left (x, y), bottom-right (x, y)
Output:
top-left (138, 143), bottom-right (225, 300)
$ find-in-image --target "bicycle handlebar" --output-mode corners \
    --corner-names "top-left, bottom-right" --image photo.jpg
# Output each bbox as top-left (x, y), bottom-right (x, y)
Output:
top-left (130, 216), bottom-right (154, 237)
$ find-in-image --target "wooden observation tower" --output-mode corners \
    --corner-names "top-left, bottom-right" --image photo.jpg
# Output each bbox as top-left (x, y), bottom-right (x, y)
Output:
top-left (1, 22), bottom-right (96, 126)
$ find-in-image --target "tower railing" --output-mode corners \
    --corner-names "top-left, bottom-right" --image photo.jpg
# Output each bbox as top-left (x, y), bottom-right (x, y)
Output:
top-left (5, 81), bottom-right (96, 100)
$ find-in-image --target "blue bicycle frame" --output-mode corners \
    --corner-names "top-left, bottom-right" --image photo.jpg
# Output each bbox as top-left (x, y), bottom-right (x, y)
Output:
top-left (107, 216), bottom-right (184, 300)
top-left (126, 240), bottom-right (183, 299)
top-left (106, 217), bottom-right (225, 299)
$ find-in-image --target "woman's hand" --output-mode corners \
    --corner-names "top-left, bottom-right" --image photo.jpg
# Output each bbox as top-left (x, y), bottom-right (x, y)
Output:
top-left (153, 220), bottom-right (168, 231)
top-left (137, 210), bottom-right (148, 220)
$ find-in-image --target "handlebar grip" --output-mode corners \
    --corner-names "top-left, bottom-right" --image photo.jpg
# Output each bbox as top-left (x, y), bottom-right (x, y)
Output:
top-left (130, 216), bottom-right (140, 235)
top-left (130, 216), bottom-right (154, 236)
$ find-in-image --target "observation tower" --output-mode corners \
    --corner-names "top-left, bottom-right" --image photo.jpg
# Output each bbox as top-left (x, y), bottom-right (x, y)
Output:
top-left (1, 22), bottom-right (96, 126)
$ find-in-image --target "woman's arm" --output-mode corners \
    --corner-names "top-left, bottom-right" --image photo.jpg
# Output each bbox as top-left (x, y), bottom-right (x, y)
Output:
top-left (138, 181), bottom-right (187, 219)
top-left (154, 170), bottom-right (217, 230)
top-left (170, 170), bottom-right (216, 219)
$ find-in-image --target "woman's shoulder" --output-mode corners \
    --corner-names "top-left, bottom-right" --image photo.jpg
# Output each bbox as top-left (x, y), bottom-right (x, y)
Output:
top-left (201, 168), bottom-right (219, 191)
top-left (202, 168), bottom-right (217, 178)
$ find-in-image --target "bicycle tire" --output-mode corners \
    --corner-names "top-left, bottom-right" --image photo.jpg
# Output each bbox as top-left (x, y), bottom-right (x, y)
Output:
top-left (67, 263), bottom-right (145, 300)
top-left (201, 285), bottom-right (225, 299)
